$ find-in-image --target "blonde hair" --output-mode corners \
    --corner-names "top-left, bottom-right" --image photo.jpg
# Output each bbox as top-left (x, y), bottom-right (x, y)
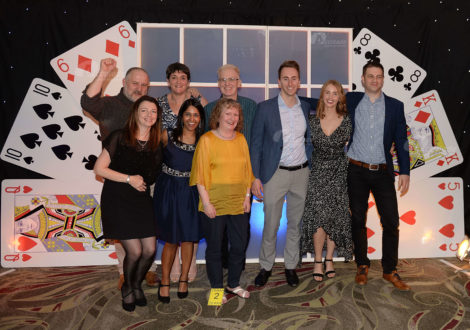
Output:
top-left (209, 98), bottom-right (244, 132)
top-left (316, 80), bottom-right (347, 119)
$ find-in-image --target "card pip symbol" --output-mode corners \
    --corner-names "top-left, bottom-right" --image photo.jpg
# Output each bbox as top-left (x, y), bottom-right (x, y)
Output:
top-left (128, 40), bottom-right (135, 48)
top-left (78, 55), bottom-right (92, 72)
top-left (414, 110), bottom-right (431, 124)
top-left (105, 39), bottom-right (119, 57)
top-left (439, 224), bottom-right (455, 238)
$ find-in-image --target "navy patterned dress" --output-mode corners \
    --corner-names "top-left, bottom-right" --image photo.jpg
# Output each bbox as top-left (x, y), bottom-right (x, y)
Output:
top-left (153, 131), bottom-right (201, 243)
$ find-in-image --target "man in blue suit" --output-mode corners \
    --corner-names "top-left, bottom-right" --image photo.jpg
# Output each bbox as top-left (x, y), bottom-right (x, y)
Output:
top-left (346, 62), bottom-right (411, 291)
top-left (250, 60), bottom-right (313, 287)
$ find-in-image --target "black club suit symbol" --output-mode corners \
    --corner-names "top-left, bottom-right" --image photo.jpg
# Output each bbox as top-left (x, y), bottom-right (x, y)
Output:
top-left (365, 49), bottom-right (381, 63)
top-left (354, 47), bottom-right (361, 54)
top-left (388, 66), bottom-right (404, 82)
top-left (404, 83), bottom-right (411, 91)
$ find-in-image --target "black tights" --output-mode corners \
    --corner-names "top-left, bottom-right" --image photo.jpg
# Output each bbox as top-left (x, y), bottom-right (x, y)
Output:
top-left (120, 236), bottom-right (156, 302)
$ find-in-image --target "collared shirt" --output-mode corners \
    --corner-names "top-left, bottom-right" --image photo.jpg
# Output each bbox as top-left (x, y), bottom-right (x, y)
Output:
top-left (347, 92), bottom-right (386, 164)
top-left (278, 94), bottom-right (307, 166)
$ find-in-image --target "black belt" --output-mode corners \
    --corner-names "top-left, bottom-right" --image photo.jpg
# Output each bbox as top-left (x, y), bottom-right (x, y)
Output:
top-left (279, 161), bottom-right (308, 171)
top-left (349, 158), bottom-right (387, 171)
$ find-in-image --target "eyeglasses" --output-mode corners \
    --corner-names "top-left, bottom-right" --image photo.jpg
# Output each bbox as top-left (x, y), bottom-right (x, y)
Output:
top-left (218, 78), bottom-right (239, 83)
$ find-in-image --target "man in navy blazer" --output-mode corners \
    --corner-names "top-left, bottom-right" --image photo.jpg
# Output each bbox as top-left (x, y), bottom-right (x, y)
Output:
top-left (346, 62), bottom-right (411, 291)
top-left (250, 60), bottom-right (313, 287)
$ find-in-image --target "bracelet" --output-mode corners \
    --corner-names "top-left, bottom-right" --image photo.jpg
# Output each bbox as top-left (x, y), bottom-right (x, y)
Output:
top-left (126, 175), bottom-right (130, 184)
top-left (246, 193), bottom-right (251, 197)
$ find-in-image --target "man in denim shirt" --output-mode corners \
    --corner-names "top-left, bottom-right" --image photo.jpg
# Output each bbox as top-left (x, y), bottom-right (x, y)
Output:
top-left (346, 62), bottom-right (411, 291)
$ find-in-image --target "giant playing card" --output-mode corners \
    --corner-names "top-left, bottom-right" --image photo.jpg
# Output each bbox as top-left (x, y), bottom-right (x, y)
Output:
top-left (365, 177), bottom-right (464, 259)
top-left (50, 21), bottom-right (137, 106)
top-left (1, 179), bottom-right (117, 267)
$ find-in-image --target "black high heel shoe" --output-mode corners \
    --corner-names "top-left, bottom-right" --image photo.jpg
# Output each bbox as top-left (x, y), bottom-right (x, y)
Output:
top-left (133, 287), bottom-right (147, 307)
top-left (121, 286), bottom-right (135, 312)
top-left (312, 260), bottom-right (324, 282)
top-left (324, 259), bottom-right (336, 279)
top-left (177, 279), bottom-right (189, 299)
top-left (158, 283), bottom-right (170, 304)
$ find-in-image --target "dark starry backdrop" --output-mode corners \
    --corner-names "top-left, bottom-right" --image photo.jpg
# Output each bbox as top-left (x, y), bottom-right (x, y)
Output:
top-left (0, 0), bottom-right (469, 234)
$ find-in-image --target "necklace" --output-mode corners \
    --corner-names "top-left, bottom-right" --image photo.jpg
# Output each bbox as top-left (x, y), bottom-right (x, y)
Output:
top-left (215, 129), bottom-right (235, 140)
top-left (137, 139), bottom-right (148, 150)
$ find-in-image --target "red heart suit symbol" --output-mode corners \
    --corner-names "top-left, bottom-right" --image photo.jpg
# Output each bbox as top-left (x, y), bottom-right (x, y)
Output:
top-left (17, 236), bottom-right (37, 252)
top-left (400, 211), bottom-right (416, 225)
top-left (22, 254), bottom-right (32, 261)
top-left (109, 252), bottom-right (118, 259)
top-left (368, 201), bottom-right (375, 209)
top-left (438, 196), bottom-right (454, 210)
top-left (438, 183), bottom-right (445, 190)
top-left (23, 186), bottom-right (32, 193)
top-left (367, 227), bottom-right (375, 239)
top-left (439, 244), bottom-right (447, 251)
top-left (367, 247), bottom-right (376, 254)
top-left (439, 224), bottom-right (455, 238)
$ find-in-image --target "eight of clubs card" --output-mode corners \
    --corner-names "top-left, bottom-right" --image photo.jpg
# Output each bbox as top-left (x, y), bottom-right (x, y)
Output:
top-left (352, 28), bottom-right (427, 101)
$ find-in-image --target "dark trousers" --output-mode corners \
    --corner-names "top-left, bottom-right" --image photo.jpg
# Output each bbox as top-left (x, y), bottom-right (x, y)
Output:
top-left (347, 163), bottom-right (399, 274)
top-left (221, 196), bottom-right (252, 268)
top-left (201, 212), bottom-right (249, 288)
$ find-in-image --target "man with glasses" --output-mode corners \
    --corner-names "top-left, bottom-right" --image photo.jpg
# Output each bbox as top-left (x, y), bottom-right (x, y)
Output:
top-left (204, 64), bottom-right (257, 147)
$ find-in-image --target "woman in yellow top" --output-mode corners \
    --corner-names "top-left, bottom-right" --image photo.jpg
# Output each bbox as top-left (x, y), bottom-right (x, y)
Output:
top-left (190, 98), bottom-right (254, 302)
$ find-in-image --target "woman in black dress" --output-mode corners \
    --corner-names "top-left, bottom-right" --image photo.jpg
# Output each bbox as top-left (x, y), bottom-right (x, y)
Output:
top-left (94, 95), bottom-right (162, 311)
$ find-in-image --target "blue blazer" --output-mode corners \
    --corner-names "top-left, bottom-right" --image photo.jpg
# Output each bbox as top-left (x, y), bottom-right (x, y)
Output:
top-left (346, 92), bottom-right (410, 176)
top-left (250, 96), bottom-right (313, 184)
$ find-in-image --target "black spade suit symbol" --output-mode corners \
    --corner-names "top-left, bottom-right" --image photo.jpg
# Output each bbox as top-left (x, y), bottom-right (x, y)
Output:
top-left (42, 124), bottom-right (63, 140)
top-left (32, 104), bottom-right (54, 120)
top-left (51, 144), bottom-right (73, 160)
top-left (82, 155), bottom-right (98, 170)
top-left (20, 133), bottom-right (42, 149)
top-left (51, 92), bottom-right (62, 100)
top-left (64, 115), bottom-right (86, 131)
top-left (24, 156), bottom-right (34, 164)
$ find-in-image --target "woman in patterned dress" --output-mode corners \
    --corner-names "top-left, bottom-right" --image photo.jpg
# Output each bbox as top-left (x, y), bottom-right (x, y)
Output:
top-left (300, 80), bottom-right (353, 282)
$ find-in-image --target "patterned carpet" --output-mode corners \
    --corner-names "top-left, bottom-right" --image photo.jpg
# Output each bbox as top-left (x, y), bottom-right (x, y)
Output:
top-left (1, 258), bottom-right (470, 329)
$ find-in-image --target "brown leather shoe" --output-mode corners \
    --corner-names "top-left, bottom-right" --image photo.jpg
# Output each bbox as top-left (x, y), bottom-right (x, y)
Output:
top-left (355, 265), bottom-right (369, 285)
top-left (117, 274), bottom-right (124, 290)
top-left (145, 271), bottom-right (160, 287)
top-left (383, 271), bottom-right (410, 291)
